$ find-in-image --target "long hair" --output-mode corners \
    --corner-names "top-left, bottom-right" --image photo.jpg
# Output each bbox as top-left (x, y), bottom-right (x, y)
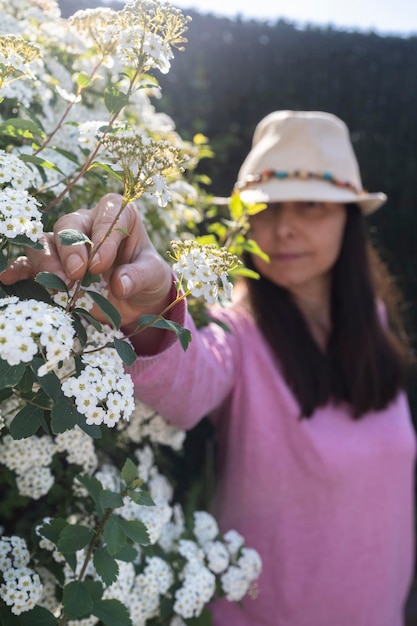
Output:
top-left (243, 204), bottom-right (410, 418)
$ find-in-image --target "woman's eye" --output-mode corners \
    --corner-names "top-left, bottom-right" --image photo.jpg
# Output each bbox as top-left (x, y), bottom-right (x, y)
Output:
top-left (302, 201), bottom-right (323, 209)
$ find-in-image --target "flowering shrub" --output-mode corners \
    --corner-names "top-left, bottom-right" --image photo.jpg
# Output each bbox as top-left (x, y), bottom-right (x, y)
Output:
top-left (0, 1), bottom-right (261, 625)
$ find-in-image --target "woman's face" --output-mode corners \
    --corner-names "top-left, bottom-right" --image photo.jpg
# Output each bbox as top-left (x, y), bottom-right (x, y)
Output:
top-left (248, 201), bottom-right (347, 301)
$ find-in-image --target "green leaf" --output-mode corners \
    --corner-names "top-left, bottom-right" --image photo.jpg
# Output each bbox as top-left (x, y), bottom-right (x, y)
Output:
top-left (0, 253), bottom-right (8, 273)
top-left (35, 367), bottom-right (62, 401)
top-left (92, 599), bottom-right (132, 626)
top-left (112, 545), bottom-right (138, 562)
top-left (38, 517), bottom-right (68, 542)
top-left (0, 388), bottom-right (12, 403)
top-left (85, 290), bottom-right (121, 329)
top-left (118, 519), bottom-right (150, 546)
top-left (103, 515), bottom-right (127, 556)
top-left (37, 519), bottom-right (77, 573)
top-left (71, 311), bottom-right (88, 346)
top-left (88, 161), bottom-right (124, 183)
top-left (137, 315), bottom-right (192, 351)
top-left (0, 605), bottom-right (20, 624)
top-left (93, 547), bottom-right (119, 586)
top-left (186, 608), bottom-right (213, 626)
top-left (7, 234), bottom-right (44, 249)
top-left (84, 579), bottom-right (103, 602)
top-left (0, 359), bottom-right (25, 387)
top-left (35, 272), bottom-right (68, 292)
top-left (242, 238), bottom-right (270, 263)
top-left (0, 278), bottom-right (53, 303)
top-left (58, 229), bottom-right (92, 246)
top-left (51, 396), bottom-right (82, 434)
top-left (0, 118), bottom-right (46, 140)
top-left (228, 193), bottom-right (245, 221)
top-left (20, 153), bottom-right (62, 173)
top-left (57, 524), bottom-right (94, 554)
top-left (19, 365), bottom-right (36, 393)
top-left (113, 337), bottom-right (137, 366)
top-left (230, 266), bottom-right (260, 280)
top-left (126, 488), bottom-right (155, 507)
top-left (80, 270), bottom-right (101, 287)
top-left (73, 307), bottom-right (103, 332)
top-left (9, 404), bottom-right (44, 439)
top-left (99, 489), bottom-right (124, 509)
top-left (19, 605), bottom-right (58, 625)
top-left (121, 458), bottom-right (138, 486)
top-left (62, 581), bottom-right (94, 620)
top-left (104, 86), bottom-right (130, 115)
top-left (76, 71), bottom-right (92, 88)
top-left (76, 474), bottom-right (103, 504)
top-left (77, 417), bottom-right (102, 439)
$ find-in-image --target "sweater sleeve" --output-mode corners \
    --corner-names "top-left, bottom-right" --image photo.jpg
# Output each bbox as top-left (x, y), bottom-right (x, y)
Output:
top-left (127, 299), bottom-right (242, 429)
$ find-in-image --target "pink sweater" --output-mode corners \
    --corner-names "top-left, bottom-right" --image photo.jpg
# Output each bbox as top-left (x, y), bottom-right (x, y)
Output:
top-left (128, 300), bottom-right (416, 626)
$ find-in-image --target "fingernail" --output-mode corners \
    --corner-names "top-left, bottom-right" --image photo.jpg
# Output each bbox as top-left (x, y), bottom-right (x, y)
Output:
top-left (120, 274), bottom-right (133, 296)
top-left (67, 254), bottom-right (84, 276)
top-left (89, 253), bottom-right (102, 272)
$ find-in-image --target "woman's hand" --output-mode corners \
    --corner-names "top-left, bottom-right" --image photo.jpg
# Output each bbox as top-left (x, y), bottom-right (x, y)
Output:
top-left (0, 193), bottom-right (174, 329)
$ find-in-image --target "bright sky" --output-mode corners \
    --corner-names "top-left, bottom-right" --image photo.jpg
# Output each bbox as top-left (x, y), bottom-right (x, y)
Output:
top-left (172, 0), bottom-right (417, 36)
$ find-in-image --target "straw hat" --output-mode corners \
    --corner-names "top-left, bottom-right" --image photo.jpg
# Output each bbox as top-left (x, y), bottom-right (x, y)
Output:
top-left (231, 110), bottom-right (386, 215)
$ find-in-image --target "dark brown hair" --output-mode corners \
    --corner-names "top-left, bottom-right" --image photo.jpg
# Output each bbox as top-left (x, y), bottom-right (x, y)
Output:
top-left (243, 204), bottom-right (410, 418)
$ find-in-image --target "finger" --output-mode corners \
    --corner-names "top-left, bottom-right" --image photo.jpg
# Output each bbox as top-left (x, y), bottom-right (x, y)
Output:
top-left (108, 248), bottom-right (172, 305)
top-left (0, 234), bottom-right (71, 286)
top-left (87, 196), bottom-right (146, 275)
top-left (54, 194), bottom-right (142, 279)
top-left (0, 256), bottom-right (35, 285)
top-left (53, 208), bottom-right (95, 279)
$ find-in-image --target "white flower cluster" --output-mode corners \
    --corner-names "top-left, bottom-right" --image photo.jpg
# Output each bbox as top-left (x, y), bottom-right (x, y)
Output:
top-left (220, 547), bottom-right (262, 602)
top-left (171, 512), bottom-right (262, 617)
top-left (0, 297), bottom-right (74, 375)
top-left (174, 542), bottom-right (216, 619)
top-left (116, 28), bottom-right (173, 74)
top-left (0, 536), bottom-right (43, 615)
top-left (61, 326), bottom-right (135, 428)
top-left (0, 33), bottom-right (41, 83)
top-left (0, 187), bottom-right (43, 243)
top-left (55, 426), bottom-right (98, 474)
top-left (123, 399), bottom-right (186, 451)
top-left (0, 149), bottom-right (38, 190)
top-left (0, 434), bottom-right (55, 499)
top-left (127, 556), bottom-right (174, 624)
top-left (100, 130), bottom-right (183, 207)
top-left (171, 240), bottom-right (240, 305)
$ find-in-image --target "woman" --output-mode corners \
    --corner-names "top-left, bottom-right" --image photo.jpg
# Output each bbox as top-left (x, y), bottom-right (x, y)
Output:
top-left (2, 111), bottom-right (415, 626)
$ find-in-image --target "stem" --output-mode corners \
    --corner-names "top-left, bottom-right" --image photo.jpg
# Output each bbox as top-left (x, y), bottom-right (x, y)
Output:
top-left (44, 69), bottom-right (142, 212)
top-left (34, 61), bottom-right (104, 157)
top-left (57, 491), bottom-right (129, 626)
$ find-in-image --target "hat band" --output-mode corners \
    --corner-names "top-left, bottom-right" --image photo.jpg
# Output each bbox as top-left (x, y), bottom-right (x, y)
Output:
top-left (236, 169), bottom-right (366, 196)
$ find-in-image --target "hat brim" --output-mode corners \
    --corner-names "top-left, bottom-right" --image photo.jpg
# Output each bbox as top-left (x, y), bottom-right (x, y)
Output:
top-left (213, 179), bottom-right (387, 215)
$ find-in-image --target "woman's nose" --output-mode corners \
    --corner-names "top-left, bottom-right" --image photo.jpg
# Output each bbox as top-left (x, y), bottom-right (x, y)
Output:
top-left (273, 204), bottom-right (296, 236)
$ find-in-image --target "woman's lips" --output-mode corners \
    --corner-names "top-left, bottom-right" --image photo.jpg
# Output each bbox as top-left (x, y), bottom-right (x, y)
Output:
top-left (270, 252), bottom-right (306, 261)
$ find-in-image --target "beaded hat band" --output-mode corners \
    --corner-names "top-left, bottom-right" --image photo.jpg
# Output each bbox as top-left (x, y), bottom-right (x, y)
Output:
top-left (231, 111), bottom-right (387, 215)
top-left (235, 169), bottom-right (368, 197)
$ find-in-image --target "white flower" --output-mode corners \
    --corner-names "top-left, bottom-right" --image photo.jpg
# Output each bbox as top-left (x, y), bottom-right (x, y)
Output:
top-left (0, 536), bottom-right (30, 572)
top-left (0, 298), bottom-right (74, 372)
top-left (0, 188), bottom-right (43, 243)
top-left (171, 240), bottom-right (240, 305)
top-left (0, 150), bottom-right (38, 189)
top-left (61, 324), bottom-right (135, 428)
top-left (204, 540), bottom-right (230, 574)
top-left (220, 565), bottom-right (250, 602)
top-left (193, 511), bottom-right (219, 546)
top-left (0, 566), bottom-right (43, 615)
top-left (223, 529), bottom-right (245, 557)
